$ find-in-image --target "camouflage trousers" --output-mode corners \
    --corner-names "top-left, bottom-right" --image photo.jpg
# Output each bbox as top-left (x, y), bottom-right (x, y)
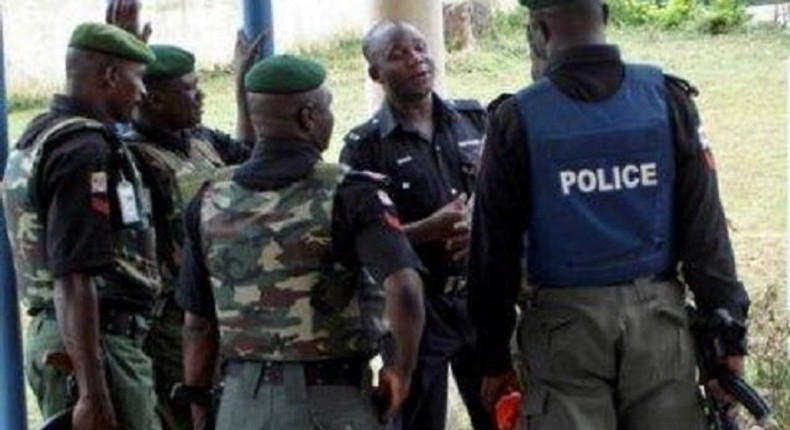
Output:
top-left (518, 278), bottom-right (706, 430)
top-left (25, 313), bottom-right (162, 430)
top-left (216, 360), bottom-right (388, 430)
top-left (144, 295), bottom-right (191, 430)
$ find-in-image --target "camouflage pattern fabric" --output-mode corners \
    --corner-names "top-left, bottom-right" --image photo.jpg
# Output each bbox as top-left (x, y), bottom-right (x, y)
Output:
top-left (128, 134), bottom-right (232, 289)
top-left (127, 135), bottom-right (233, 430)
top-left (3, 116), bottom-right (160, 310)
top-left (200, 162), bottom-right (373, 361)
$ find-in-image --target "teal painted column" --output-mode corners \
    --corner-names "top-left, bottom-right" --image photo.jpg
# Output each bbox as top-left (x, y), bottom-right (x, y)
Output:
top-left (0, 9), bottom-right (28, 430)
top-left (242, 0), bottom-right (274, 59)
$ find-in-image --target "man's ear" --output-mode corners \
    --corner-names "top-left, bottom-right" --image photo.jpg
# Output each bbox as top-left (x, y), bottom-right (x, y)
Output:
top-left (143, 91), bottom-right (162, 111)
top-left (103, 63), bottom-right (121, 89)
top-left (536, 20), bottom-right (550, 46)
top-left (368, 64), bottom-right (381, 83)
top-left (297, 105), bottom-right (316, 132)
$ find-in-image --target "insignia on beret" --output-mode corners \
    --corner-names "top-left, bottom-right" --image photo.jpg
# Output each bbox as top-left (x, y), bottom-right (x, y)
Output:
top-left (244, 54), bottom-right (327, 94)
top-left (145, 45), bottom-right (195, 81)
top-left (69, 22), bottom-right (155, 64)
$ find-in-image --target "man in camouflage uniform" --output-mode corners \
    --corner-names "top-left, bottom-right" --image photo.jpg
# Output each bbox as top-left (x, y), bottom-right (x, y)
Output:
top-left (118, 41), bottom-right (260, 430)
top-left (176, 54), bottom-right (426, 430)
top-left (3, 23), bottom-right (162, 430)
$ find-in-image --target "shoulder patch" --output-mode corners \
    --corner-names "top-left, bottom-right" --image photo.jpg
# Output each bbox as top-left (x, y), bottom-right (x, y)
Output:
top-left (665, 74), bottom-right (699, 97)
top-left (449, 98), bottom-right (485, 113)
top-left (344, 119), bottom-right (380, 144)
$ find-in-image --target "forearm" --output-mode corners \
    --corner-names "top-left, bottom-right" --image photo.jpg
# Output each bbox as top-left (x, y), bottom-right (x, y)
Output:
top-left (183, 312), bottom-right (219, 388)
top-left (235, 80), bottom-right (254, 144)
top-left (383, 268), bottom-right (424, 376)
top-left (402, 218), bottom-right (438, 244)
top-left (54, 274), bottom-right (109, 397)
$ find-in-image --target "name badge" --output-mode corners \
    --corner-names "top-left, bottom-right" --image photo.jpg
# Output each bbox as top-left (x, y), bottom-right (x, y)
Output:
top-left (117, 179), bottom-right (141, 225)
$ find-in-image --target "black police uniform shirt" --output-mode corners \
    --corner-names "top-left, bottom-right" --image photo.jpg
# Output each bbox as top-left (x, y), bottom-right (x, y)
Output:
top-left (468, 45), bottom-right (750, 376)
top-left (16, 95), bottom-right (155, 312)
top-left (340, 94), bottom-right (484, 287)
top-left (126, 123), bottom-right (251, 287)
top-left (176, 138), bottom-right (422, 319)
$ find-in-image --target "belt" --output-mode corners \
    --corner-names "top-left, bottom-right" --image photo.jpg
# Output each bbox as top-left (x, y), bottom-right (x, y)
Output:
top-left (35, 307), bottom-right (148, 339)
top-left (227, 357), bottom-right (367, 387)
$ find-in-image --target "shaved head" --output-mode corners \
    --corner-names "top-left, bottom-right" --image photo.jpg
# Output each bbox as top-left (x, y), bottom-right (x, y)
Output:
top-left (65, 48), bottom-right (147, 123)
top-left (528, 0), bottom-right (608, 56)
top-left (362, 20), bottom-right (424, 66)
top-left (247, 85), bottom-right (334, 151)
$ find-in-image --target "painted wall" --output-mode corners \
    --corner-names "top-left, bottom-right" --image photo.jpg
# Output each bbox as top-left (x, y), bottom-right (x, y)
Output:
top-left (3, 0), bottom-right (518, 97)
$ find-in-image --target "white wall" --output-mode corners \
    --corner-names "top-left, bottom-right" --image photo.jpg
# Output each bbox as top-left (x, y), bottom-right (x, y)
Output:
top-left (3, 0), bottom-right (517, 97)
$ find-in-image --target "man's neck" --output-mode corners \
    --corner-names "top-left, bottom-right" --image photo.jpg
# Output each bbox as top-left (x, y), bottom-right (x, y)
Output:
top-left (388, 93), bottom-right (435, 140)
top-left (134, 115), bottom-right (185, 142)
top-left (62, 92), bottom-right (114, 125)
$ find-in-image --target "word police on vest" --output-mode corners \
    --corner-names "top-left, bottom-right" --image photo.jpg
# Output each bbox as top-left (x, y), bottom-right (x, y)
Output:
top-left (560, 162), bottom-right (658, 196)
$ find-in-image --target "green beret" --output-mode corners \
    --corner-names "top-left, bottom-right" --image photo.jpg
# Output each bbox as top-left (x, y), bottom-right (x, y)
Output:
top-left (145, 45), bottom-right (196, 81)
top-left (519, 0), bottom-right (578, 9)
top-left (244, 55), bottom-right (326, 94)
top-left (69, 23), bottom-right (155, 64)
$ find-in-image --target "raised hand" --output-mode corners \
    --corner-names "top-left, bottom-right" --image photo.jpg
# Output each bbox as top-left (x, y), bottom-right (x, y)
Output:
top-left (106, 0), bottom-right (152, 42)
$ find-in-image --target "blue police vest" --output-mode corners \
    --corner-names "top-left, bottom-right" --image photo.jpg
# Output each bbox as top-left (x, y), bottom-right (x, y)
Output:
top-left (516, 64), bottom-right (675, 287)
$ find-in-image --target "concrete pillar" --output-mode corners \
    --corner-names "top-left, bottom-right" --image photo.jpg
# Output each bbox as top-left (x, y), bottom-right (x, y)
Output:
top-left (366, 0), bottom-right (446, 112)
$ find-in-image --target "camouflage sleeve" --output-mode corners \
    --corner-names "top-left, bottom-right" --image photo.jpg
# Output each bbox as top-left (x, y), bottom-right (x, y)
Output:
top-left (665, 75), bottom-right (749, 323)
top-left (199, 126), bottom-right (251, 165)
top-left (175, 186), bottom-right (217, 319)
top-left (40, 132), bottom-right (116, 276)
top-left (332, 172), bottom-right (423, 284)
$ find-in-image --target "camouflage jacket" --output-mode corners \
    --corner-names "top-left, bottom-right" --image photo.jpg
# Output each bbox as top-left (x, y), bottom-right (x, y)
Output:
top-left (199, 162), bottom-right (370, 361)
top-left (126, 130), bottom-right (232, 290)
top-left (3, 116), bottom-right (160, 311)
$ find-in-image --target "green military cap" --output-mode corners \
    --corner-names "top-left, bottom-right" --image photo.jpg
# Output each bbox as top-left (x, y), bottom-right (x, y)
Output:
top-left (244, 54), bottom-right (326, 94)
top-left (69, 22), bottom-right (155, 64)
top-left (519, 0), bottom-right (578, 9)
top-left (145, 45), bottom-right (196, 81)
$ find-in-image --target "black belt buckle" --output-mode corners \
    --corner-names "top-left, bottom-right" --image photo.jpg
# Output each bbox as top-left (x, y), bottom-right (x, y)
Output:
top-left (304, 358), bottom-right (365, 387)
top-left (260, 361), bottom-right (285, 385)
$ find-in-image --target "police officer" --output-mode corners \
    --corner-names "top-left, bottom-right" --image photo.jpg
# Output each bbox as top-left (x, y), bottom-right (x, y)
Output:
top-left (341, 20), bottom-right (492, 430)
top-left (4, 23), bottom-right (162, 430)
top-left (177, 54), bottom-right (426, 430)
top-left (117, 41), bottom-right (260, 430)
top-left (468, 0), bottom-right (750, 429)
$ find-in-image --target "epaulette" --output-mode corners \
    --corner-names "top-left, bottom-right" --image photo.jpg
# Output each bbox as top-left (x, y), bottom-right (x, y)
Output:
top-left (487, 93), bottom-right (515, 115)
top-left (448, 98), bottom-right (484, 113)
top-left (345, 169), bottom-right (391, 187)
top-left (665, 74), bottom-right (699, 97)
top-left (448, 98), bottom-right (486, 134)
top-left (344, 117), bottom-right (381, 145)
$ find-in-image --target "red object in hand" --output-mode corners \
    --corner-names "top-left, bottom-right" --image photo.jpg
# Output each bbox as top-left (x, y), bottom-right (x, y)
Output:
top-left (495, 390), bottom-right (523, 430)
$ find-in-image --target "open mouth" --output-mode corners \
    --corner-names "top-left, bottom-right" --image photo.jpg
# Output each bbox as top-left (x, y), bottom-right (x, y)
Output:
top-left (412, 70), bottom-right (432, 82)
